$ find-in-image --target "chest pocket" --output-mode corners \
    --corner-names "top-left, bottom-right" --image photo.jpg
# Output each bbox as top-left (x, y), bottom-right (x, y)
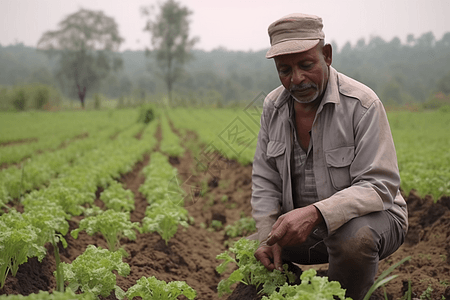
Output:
top-left (267, 140), bottom-right (286, 174)
top-left (325, 146), bottom-right (354, 190)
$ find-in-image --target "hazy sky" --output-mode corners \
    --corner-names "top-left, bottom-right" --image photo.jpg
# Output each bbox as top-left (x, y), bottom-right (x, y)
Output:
top-left (1, 0), bottom-right (449, 52)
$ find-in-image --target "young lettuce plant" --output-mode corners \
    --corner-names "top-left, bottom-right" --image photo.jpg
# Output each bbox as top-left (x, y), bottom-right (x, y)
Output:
top-left (71, 209), bottom-right (141, 252)
top-left (24, 185), bottom-right (94, 216)
top-left (142, 202), bottom-right (189, 245)
top-left (0, 209), bottom-right (46, 289)
top-left (260, 255), bottom-right (413, 300)
top-left (100, 181), bottom-right (135, 212)
top-left (139, 152), bottom-right (180, 205)
top-left (0, 185), bottom-right (10, 214)
top-left (261, 269), bottom-right (352, 300)
top-left (125, 276), bottom-right (197, 300)
top-left (23, 200), bottom-right (70, 292)
top-left (216, 238), bottom-right (295, 297)
top-left (224, 216), bottom-right (256, 238)
top-left (59, 245), bottom-right (130, 299)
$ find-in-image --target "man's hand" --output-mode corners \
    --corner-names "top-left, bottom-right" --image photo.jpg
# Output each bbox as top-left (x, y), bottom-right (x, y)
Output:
top-left (266, 205), bottom-right (323, 248)
top-left (254, 243), bottom-right (283, 271)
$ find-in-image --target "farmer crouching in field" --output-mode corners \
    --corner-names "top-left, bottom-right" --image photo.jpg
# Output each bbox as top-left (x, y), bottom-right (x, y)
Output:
top-left (250, 13), bottom-right (408, 300)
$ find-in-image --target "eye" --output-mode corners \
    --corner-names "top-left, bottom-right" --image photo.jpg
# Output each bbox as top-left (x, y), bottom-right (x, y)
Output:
top-left (300, 62), bottom-right (314, 70)
top-left (278, 67), bottom-right (291, 76)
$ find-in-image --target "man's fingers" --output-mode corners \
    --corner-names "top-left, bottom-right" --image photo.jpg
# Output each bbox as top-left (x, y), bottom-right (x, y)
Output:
top-left (272, 244), bottom-right (283, 271)
top-left (254, 247), bottom-right (275, 271)
top-left (260, 256), bottom-right (275, 271)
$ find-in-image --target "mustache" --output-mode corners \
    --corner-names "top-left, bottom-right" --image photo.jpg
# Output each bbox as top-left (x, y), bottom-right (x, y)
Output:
top-left (290, 83), bottom-right (317, 93)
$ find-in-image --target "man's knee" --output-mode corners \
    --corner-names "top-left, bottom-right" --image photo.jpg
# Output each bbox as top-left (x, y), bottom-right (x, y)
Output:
top-left (325, 222), bottom-right (380, 263)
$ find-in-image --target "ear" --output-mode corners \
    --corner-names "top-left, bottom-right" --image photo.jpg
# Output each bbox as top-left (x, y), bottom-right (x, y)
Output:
top-left (322, 44), bottom-right (332, 66)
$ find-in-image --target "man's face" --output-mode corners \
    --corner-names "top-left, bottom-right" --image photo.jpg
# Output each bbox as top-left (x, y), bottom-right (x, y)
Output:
top-left (274, 43), bottom-right (332, 104)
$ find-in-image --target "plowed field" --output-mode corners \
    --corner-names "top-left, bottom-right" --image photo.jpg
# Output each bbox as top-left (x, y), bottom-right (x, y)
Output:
top-left (1, 129), bottom-right (449, 300)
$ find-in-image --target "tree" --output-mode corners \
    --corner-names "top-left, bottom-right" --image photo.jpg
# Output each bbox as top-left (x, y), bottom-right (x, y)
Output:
top-left (37, 8), bottom-right (124, 108)
top-left (406, 34), bottom-right (415, 46)
top-left (142, 0), bottom-right (198, 104)
top-left (436, 70), bottom-right (450, 94)
top-left (416, 31), bottom-right (435, 48)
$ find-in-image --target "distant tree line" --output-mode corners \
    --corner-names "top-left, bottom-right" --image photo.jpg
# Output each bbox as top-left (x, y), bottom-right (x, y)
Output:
top-left (1, 30), bottom-right (450, 110)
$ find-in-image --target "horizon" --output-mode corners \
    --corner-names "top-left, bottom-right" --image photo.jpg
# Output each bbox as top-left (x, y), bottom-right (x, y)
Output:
top-left (1, 0), bottom-right (449, 53)
top-left (1, 28), bottom-right (447, 55)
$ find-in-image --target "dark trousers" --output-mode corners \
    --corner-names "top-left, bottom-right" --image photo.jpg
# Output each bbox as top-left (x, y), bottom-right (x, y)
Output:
top-left (281, 211), bottom-right (405, 300)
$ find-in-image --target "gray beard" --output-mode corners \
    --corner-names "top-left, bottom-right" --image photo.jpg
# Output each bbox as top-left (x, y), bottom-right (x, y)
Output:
top-left (289, 83), bottom-right (319, 104)
top-left (289, 91), bottom-right (319, 104)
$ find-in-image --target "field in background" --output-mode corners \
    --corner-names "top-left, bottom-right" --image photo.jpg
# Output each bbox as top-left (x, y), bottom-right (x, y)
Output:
top-left (388, 110), bottom-right (450, 200)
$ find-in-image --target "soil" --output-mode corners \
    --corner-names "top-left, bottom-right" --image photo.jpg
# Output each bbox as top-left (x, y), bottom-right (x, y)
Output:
top-left (1, 127), bottom-right (450, 299)
top-left (0, 138), bottom-right (39, 147)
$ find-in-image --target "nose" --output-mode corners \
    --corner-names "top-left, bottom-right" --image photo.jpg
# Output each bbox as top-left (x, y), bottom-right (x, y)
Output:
top-left (290, 67), bottom-right (305, 85)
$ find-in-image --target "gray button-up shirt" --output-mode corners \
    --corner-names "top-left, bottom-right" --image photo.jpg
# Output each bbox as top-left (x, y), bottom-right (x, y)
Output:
top-left (251, 66), bottom-right (408, 242)
top-left (289, 98), bottom-right (320, 209)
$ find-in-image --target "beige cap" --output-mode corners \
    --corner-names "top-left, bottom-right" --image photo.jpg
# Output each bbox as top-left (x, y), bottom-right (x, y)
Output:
top-left (266, 13), bottom-right (325, 59)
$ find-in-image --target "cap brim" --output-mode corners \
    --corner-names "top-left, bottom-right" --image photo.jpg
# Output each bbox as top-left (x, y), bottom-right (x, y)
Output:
top-left (266, 39), bottom-right (320, 58)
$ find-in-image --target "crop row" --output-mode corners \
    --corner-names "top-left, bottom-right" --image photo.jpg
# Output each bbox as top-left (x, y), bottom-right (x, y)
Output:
top-left (1, 114), bottom-right (202, 299)
top-left (167, 108), bottom-right (260, 165)
top-left (0, 110), bottom-right (139, 165)
top-left (0, 121), bottom-right (147, 205)
top-left (1, 119), bottom-right (156, 291)
top-left (159, 112), bottom-right (185, 157)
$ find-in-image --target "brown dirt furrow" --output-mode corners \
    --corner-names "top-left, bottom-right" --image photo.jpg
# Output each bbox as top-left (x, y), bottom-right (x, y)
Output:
top-left (0, 138), bottom-right (39, 147)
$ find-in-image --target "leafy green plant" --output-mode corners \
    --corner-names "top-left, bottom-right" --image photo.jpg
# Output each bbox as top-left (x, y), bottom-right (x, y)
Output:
top-left (261, 269), bottom-right (351, 300)
top-left (137, 103), bottom-right (156, 124)
top-left (71, 209), bottom-right (141, 252)
top-left (160, 114), bottom-right (184, 157)
top-left (23, 199), bottom-right (69, 248)
top-left (60, 245), bottom-right (130, 299)
top-left (23, 201), bottom-right (69, 292)
top-left (125, 276), bottom-right (197, 300)
top-left (420, 285), bottom-right (433, 300)
top-left (142, 202), bottom-right (189, 244)
top-left (225, 217), bottom-right (256, 238)
top-left (216, 238), bottom-right (295, 297)
top-left (211, 220), bottom-right (223, 230)
top-left (24, 185), bottom-right (94, 216)
top-left (139, 152), bottom-right (182, 205)
top-left (0, 209), bottom-right (46, 289)
top-left (100, 181), bottom-right (135, 212)
top-left (259, 256), bottom-right (412, 300)
top-left (0, 187), bottom-right (10, 214)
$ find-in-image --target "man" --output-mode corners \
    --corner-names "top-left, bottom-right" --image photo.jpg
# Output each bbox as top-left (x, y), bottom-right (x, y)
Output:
top-left (251, 13), bottom-right (408, 300)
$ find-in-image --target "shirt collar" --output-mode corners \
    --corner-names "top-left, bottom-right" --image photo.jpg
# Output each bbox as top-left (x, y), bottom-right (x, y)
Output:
top-left (316, 66), bottom-right (340, 115)
top-left (273, 87), bottom-right (291, 109)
